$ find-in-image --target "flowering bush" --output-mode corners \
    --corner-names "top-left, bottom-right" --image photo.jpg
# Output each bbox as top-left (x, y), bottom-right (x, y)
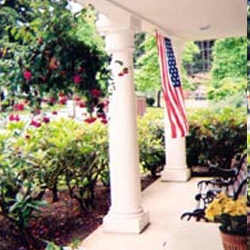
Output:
top-left (0, 2), bottom-right (111, 121)
top-left (205, 192), bottom-right (247, 235)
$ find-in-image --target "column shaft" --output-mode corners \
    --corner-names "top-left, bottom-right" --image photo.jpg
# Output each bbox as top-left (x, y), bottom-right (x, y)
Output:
top-left (161, 39), bottom-right (191, 182)
top-left (102, 25), bottom-right (149, 233)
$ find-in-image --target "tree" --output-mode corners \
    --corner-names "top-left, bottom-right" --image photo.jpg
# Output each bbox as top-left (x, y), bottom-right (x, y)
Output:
top-left (0, 1), bottom-right (111, 117)
top-left (211, 37), bottom-right (247, 87)
top-left (208, 37), bottom-right (247, 103)
top-left (134, 34), bottom-right (161, 94)
top-left (134, 33), bottom-right (199, 104)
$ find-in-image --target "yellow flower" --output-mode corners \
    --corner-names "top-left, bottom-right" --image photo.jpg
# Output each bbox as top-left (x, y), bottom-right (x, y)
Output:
top-left (205, 192), bottom-right (247, 220)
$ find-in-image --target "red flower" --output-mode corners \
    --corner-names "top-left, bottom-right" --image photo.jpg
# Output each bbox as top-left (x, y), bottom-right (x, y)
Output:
top-left (73, 75), bottom-right (81, 85)
top-left (101, 119), bottom-right (108, 124)
top-left (84, 117), bottom-right (97, 124)
top-left (38, 37), bottom-right (43, 45)
top-left (59, 96), bottom-right (67, 105)
top-left (78, 67), bottom-right (85, 73)
top-left (97, 113), bottom-right (106, 119)
top-left (123, 67), bottom-right (129, 74)
top-left (104, 100), bottom-right (109, 107)
top-left (90, 89), bottom-right (101, 98)
top-left (74, 96), bottom-right (81, 102)
top-left (25, 134), bottom-right (30, 139)
top-left (34, 109), bottom-right (41, 115)
top-left (14, 103), bottom-right (25, 111)
top-left (43, 117), bottom-right (50, 124)
top-left (23, 70), bottom-right (32, 81)
top-left (79, 101), bottom-right (86, 108)
top-left (52, 111), bottom-right (58, 115)
top-left (48, 97), bottom-right (55, 105)
top-left (9, 114), bottom-right (20, 122)
top-left (30, 120), bottom-right (41, 128)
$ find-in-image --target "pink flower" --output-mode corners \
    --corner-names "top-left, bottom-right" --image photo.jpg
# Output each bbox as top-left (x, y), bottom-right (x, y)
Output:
top-left (34, 109), bottom-right (41, 115)
top-left (30, 120), bottom-right (41, 128)
top-left (14, 103), bottom-right (25, 111)
top-left (90, 89), bottom-right (101, 98)
top-left (59, 96), bottom-right (67, 105)
top-left (123, 67), bottom-right (129, 74)
top-left (104, 100), bottom-right (109, 107)
top-left (48, 97), bottom-right (55, 105)
top-left (101, 119), bottom-right (108, 124)
top-left (74, 75), bottom-right (81, 85)
top-left (79, 101), bottom-right (86, 108)
top-left (97, 113), bottom-right (106, 119)
top-left (9, 114), bottom-right (20, 122)
top-left (84, 117), bottom-right (97, 124)
top-left (43, 117), bottom-right (50, 123)
top-left (23, 70), bottom-right (32, 81)
top-left (74, 96), bottom-right (81, 101)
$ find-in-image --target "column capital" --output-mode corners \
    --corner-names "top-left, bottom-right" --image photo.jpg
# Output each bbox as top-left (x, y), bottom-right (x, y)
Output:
top-left (97, 15), bottom-right (140, 55)
top-left (97, 13), bottom-right (141, 36)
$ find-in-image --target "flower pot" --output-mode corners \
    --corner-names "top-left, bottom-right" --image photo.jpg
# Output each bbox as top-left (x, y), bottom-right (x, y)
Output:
top-left (220, 230), bottom-right (247, 250)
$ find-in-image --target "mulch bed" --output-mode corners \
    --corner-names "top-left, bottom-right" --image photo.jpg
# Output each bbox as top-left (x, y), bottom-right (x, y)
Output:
top-left (0, 174), bottom-right (157, 250)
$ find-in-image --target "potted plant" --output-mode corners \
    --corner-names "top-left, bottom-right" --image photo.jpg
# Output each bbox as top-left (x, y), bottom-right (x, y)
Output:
top-left (205, 192), bottom-right (247, 250)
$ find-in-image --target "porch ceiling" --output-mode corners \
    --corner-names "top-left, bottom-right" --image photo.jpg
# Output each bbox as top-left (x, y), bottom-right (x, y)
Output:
top-left (78, 0), bottom-right (246, 41)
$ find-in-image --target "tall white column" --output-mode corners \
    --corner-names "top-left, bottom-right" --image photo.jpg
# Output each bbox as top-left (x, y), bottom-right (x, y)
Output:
top-left (161, 39), bottom-right (191, 182)
top-left (98, 15), bottom-right (149, 233)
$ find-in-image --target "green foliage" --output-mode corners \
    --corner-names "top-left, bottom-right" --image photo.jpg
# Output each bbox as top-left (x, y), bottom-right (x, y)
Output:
top-left (138, 108), bottom-right (165, 177)
top-left (182, 42), bottom-right (200, 67)
top-left (134, 34), bottom-right (161, 93)
top-left (186, 107), bottom-right (246, 168)
top-left (45, 241), bottom-right (63, 250)
top-left (0, 118), bottom-right (109, 248)
top-left (207, 77), bottom-right (246, 102)
top-left (211, 37), bottom-right (247, 86)
top-left (0, 1), bottom-right (111, 115)
top-left (208, 37), bottom-right (246, 105)
top-left (0, 126), bottom-right (48, 248)
top-left (134, 33), bottom-right (199, 93)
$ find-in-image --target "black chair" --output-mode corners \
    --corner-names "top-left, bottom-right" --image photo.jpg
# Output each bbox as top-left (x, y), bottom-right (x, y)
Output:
top-left (181, 153), bottom-right (247, 221)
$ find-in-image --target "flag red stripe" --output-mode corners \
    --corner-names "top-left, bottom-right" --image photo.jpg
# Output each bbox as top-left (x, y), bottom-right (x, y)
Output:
top-left (156, 32), bottom-right (189, 138)
top-left (156, 33), bottom-right (178, 137)
top-left (162, 40), bottom-right (188, 133)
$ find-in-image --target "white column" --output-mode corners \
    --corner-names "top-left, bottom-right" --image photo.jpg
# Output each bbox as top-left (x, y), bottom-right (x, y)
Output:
top-left (98, 15), bottom-right (149, 233)
top-left (161, 39), bottom-right (191, 182)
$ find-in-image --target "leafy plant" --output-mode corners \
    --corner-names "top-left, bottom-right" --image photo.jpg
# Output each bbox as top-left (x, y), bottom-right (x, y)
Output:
top-left (138, 110), bottom-right (165, 177)
top-left (186, 107), bottom-right (246, 169)
top-left (0, 1), bottom-right (111, 117)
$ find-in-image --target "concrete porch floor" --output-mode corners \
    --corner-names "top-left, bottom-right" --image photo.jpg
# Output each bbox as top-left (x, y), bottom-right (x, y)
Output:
top-left (75, 177), bottom-right (223, 250)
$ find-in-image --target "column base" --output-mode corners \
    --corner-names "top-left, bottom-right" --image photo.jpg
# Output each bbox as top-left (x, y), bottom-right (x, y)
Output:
top-left (103, 210), bottom-right (149, 234)
top-left (161, 167), bottom-right (191, 182)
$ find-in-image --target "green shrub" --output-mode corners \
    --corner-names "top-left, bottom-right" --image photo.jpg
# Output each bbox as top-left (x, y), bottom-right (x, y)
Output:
top-left (0, 124), bottom-right (47, 248)
top-left (186, 107), bottom-right (246, 168)
top-left (0, 118), bottom-right (109, 248)
top-left (138, 109), bottom-right (165, 177)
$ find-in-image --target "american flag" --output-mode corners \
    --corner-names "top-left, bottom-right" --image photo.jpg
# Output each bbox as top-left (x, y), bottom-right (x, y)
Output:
top-left (156, 32), bottom-right (188, 138)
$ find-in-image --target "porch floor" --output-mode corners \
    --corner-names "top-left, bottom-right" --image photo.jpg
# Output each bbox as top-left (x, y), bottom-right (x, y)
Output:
top-left (75, 177), bottom-right (223, 250)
